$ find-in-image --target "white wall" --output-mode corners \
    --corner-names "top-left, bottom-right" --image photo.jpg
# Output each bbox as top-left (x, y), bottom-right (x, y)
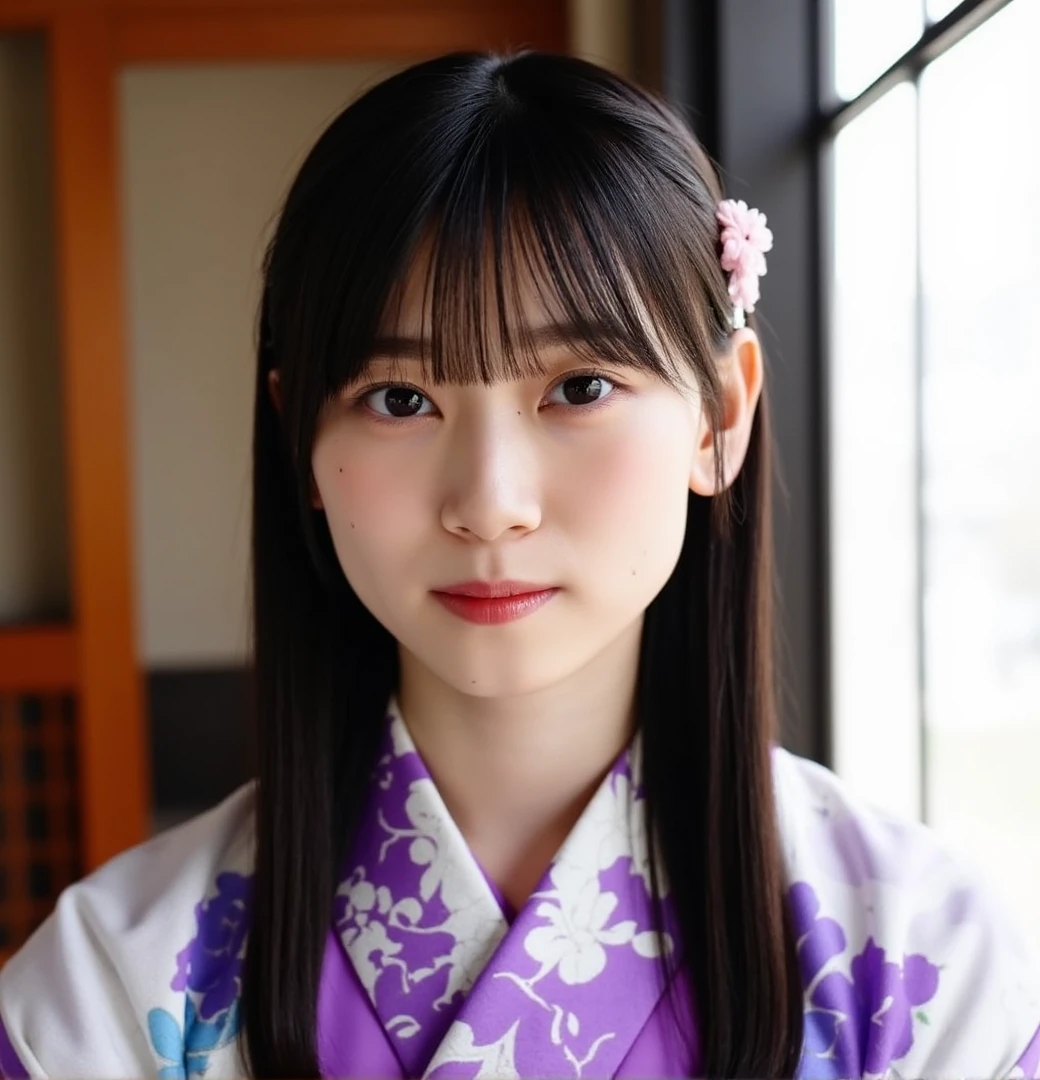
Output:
top-left (120, 62), bottom-right (401, 666)
top-left (0, 34), bottom-right (69, 625)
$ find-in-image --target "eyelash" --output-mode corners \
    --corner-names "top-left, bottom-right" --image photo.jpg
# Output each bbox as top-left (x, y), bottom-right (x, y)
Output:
top-left (350, 368), bottom-right (626, 425)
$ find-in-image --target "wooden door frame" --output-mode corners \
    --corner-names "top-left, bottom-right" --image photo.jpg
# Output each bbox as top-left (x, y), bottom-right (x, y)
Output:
top-left (0, 0), bottom-right (568, 875)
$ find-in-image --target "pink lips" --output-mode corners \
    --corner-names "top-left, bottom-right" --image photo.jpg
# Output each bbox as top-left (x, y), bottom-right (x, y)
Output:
top-left (431, 581), bottom-right (560, 625)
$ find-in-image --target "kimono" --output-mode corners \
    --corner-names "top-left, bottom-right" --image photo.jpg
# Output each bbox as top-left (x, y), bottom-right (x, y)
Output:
top-left (1, 697), bottom-right (1038, 1079)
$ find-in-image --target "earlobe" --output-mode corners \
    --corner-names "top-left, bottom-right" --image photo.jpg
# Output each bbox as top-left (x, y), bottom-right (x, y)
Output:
top-left (688, 328), bottom-right (764, 496)
top-left (688, 414), bottom-right (719, 497)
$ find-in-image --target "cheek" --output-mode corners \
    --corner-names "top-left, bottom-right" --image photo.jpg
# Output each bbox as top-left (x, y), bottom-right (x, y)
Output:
top-left (312, 430), bottom-right (426, 575)
top-left (565, 412), bottom-right (690, 526)
top-left (558, 412), bottom-right (692, 583)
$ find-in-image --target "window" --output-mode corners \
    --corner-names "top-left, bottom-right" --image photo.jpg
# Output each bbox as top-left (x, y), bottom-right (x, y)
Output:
top-left (826, 0), bottom-right (1039, 948)
top-left (832, 0), bottom-right (922, 101)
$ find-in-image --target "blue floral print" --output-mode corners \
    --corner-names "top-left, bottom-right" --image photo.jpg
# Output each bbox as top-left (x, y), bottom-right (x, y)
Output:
top-left (148, 872), bottom-right (252, 1078)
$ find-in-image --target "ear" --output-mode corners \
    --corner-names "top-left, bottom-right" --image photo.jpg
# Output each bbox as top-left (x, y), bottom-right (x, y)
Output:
top-left (268, 369), bottom-right (283, 414)
top-left (689, 328), bottom-right (764, 496)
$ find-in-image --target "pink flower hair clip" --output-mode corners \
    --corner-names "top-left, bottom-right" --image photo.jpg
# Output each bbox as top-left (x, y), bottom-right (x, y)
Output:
top-left (716, 198), bottom-right (774, 329)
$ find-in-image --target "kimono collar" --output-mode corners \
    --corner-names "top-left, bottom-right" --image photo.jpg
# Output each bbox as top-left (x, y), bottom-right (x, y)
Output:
top-left (322, 698), bottom-right (690, 1078)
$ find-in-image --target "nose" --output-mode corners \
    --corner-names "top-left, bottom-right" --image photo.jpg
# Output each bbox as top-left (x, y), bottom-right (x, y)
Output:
top-left (439, 409), bottom-right (542, 543)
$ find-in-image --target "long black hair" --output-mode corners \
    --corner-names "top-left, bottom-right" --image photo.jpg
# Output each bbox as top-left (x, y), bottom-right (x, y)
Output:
top-left (243, 51), bottom-right (803, 1077)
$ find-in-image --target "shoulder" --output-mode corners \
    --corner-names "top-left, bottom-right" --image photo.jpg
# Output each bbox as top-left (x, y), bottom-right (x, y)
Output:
top-left (0, 782), bottom-right (256, 1078)
top-left (772, 748), bottom-right (1040, 1078)
top-left (772, 747), bottom-right (969, 890)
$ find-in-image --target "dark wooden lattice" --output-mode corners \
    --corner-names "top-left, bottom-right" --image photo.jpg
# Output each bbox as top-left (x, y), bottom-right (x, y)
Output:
top-left (0, 692), bottom-right (81, 962)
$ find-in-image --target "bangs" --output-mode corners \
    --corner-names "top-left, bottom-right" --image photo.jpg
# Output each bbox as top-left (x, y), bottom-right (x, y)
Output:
top-left (362, 199), bottom-right (686, 392)
top-left (321, 106), bottom-right (727, 403)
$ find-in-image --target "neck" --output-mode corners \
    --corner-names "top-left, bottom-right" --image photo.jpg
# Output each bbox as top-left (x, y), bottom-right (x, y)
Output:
top-left (396, 619), bottom-right (642, 910)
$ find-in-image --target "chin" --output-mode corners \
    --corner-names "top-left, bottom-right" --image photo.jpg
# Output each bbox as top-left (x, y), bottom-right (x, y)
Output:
top-left (426, 649), bottom-right (580, 701)
top-left (443, 667), bottom-right (559, 701)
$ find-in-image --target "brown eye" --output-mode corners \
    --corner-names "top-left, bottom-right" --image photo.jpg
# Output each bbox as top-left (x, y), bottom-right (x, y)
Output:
top-left (365, 385), bottom-right (433, 418)
top-left (548, 374), bottom-right (615, 407)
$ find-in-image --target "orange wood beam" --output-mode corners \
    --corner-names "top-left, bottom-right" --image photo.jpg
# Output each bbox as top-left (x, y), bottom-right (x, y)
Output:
top-left (115, 4), bottom-right (566, 63)
top-left (108, 0), bottom-right (546, 11)
top-left (1, 0), bottom-right (568, 47)
top-left (4, 0), bottom-right (517, 10)
top-left (0, 8), bottom-right (45, 29)
top-left (48, 13), bottom-right (150, 870)
top-left (0, 626), bottom-right (78, 692)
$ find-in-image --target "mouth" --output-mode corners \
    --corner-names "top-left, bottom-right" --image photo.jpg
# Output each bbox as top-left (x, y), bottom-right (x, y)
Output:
top-left (431, 581), bottom-right (560, 625)
top-left (435, 580), bottom-right (553, 598)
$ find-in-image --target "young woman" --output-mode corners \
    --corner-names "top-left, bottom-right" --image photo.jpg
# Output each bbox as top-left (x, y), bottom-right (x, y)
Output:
top-left (1, 50), bottom-right (1037, 1079)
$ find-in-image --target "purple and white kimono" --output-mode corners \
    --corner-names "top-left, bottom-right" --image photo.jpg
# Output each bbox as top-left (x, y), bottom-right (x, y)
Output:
top-left (1, 697), bottom-right (1038, 1078)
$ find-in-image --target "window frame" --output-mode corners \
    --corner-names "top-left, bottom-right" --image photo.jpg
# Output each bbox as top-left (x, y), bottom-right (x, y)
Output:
top-left (650, 0), bottom-right (1018, 783)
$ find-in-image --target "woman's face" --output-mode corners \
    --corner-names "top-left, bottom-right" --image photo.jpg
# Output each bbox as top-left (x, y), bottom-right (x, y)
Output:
top-left (311, 260), bottom-right (721, 702)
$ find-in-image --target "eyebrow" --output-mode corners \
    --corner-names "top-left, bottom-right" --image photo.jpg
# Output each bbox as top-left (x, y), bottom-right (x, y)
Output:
top-left (367, 321), bottom-right (627, 360)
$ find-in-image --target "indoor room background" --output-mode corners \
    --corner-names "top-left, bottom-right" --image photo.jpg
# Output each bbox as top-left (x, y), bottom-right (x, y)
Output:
top-left (0, 0), bottom-right (1035, 965)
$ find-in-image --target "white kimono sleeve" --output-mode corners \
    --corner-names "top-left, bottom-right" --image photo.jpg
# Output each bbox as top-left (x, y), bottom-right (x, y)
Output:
top-left (0, 784), bottom-right (255, 1079)
top-left (775, 748), bottom-right (1040, 1079)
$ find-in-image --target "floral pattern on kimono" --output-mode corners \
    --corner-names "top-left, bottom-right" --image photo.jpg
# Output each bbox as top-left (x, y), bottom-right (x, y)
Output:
top-left (147, 871), bottom-right (252, 1078)
top-left (331, 707), bottom-right (681, 1079)
top-left (777, 752), bottom-right (1040, 1079)
top-left (1, 700), bottom-right (1039, 1078)
top-left (790, 880), bottom-right (940, 1076)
